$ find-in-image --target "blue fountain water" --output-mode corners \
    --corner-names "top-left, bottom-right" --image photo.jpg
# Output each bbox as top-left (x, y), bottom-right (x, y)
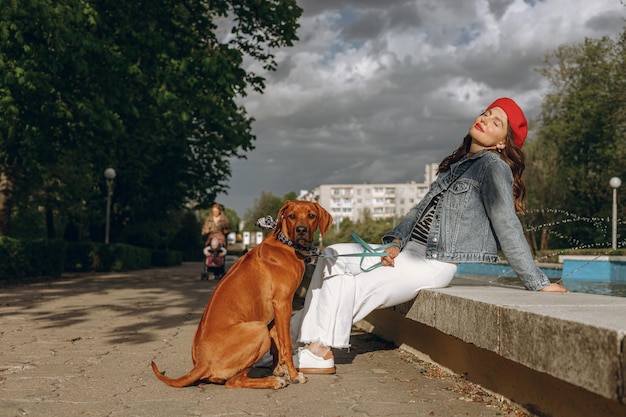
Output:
top-left (456, 209), bottom-right (626, 298)
top-left (455, 262), bottom-right (626, 297)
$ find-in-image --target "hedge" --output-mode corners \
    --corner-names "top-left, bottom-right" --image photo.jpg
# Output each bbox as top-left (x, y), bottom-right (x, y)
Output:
top-left (0, 237), bottom-right (182, 282)
top-left (64, 242), bottom-right (152, 272)
top-left (0, 237), bottom-right (67, 281)
top-left (151, 249), bottom-right (184, 267)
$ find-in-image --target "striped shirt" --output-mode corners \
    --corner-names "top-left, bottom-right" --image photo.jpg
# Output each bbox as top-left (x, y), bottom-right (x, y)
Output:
top-left (411, 195), bottom-right (441, 244)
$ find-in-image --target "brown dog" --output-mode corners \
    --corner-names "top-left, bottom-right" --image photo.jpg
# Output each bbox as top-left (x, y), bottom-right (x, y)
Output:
top-left (151, 200), bottom-right (332, 389)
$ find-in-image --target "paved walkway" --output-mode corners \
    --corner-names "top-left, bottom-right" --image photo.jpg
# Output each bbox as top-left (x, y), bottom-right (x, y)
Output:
top-left (1, 262), bottom-right (532, 417)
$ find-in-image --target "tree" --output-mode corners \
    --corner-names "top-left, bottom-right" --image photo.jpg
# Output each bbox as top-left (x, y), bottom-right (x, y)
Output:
top-left (223, 207), bottom-right (240, 235)
top-left (526, 27), bottom-right (626, 251)
top-left (321, 216), bottom-right (398, 247)
top-left (522, 136), bottom-right (567, 253)
top-left (242, 190), bottom-right (295, 232)
top-left (0, 0), bottom-right (302, 241)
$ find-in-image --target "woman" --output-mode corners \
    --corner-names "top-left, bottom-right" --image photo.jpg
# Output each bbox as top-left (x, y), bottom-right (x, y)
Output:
top-left (292, 97), bottom-right (568, 374)
top-left (201, 203), bottom-right (231, 247)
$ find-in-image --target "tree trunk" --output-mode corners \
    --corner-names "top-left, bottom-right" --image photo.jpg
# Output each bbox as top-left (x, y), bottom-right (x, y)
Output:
top-left (46, 206), bottom-right (56, 239)
top-left (527, 229), bottom-right (538, 254)
top-left (540, 227), bottom-right (551, 252)
top-left (0, 159), bottom-right (16, 236)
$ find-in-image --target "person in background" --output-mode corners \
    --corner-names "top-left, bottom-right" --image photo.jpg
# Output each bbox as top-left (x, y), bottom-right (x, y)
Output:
top-left (202, 203), bottom-right (231, 248)
top-left (291, 97), bottom-right (568, 375)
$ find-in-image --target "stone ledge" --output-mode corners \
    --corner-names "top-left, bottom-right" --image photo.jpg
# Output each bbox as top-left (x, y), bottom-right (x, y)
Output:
top-left (359, 276), bottom-right (626, 416)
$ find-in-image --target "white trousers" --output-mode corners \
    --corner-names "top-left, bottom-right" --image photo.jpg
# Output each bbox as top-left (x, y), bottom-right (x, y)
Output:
top-left (293, 241), bottom-right (457, 348)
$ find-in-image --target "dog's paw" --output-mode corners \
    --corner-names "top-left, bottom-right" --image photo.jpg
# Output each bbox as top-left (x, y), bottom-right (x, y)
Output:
top-left (293, 372), bottom-right (307, 384)
top-left (273, 376), bottom-right (289, 389)
top-left (271, 365), bottom-right (286, 378)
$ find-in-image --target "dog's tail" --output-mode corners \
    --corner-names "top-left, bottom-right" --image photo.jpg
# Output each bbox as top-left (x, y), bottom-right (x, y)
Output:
top-left (151, 361), bottom-right (209, 387)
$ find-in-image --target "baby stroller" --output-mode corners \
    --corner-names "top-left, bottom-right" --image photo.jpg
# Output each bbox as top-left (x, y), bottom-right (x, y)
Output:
top-left (201, 232), bottom-right (227, 280)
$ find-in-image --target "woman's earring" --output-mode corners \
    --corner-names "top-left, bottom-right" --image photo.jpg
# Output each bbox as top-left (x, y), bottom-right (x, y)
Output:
top-left (497, 148), bottom-right (502, 153)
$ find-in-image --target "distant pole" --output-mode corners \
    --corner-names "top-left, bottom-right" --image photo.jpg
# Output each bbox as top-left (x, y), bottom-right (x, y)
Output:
top-left (609, 177), bottom-right (621, 250)
top-left (104, 168), bottom-right (117, 244)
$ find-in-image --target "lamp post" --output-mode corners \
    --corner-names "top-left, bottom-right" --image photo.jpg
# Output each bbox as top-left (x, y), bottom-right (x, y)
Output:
top-left (609, 177), bottom-right (621, 250)
top-left (104, 168), bottom-right (116, 244)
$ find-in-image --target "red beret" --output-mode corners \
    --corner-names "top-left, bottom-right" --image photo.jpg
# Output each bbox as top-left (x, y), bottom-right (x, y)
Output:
top-left (486, 97), bottom-right (528, 148)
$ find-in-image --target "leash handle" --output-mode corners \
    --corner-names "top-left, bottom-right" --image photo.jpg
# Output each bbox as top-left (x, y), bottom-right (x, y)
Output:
top-left (350, 232), bottom-right (399, 272)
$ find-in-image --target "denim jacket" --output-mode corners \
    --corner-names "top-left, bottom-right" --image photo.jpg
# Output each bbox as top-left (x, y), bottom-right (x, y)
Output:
top-left (383, 150), bottom-right (549, 291)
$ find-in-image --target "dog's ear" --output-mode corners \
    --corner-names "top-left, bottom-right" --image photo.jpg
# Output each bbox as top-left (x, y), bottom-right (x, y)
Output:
top-left (314, 202), bottom-right (333, 237)
top-left (273, 201), bottom-right (292, 235)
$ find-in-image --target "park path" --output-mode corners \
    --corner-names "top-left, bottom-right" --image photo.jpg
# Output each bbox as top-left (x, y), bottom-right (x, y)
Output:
top-left (0, 262), bottom-right (530, 417)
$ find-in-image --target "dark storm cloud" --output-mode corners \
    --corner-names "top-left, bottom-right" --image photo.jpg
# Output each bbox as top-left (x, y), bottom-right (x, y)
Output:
top-left (220, 0), bottom-right (625, 217)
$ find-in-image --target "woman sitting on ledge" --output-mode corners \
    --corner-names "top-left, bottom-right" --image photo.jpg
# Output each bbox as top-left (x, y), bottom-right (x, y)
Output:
top-left (292, 97), bottom-right (568, 375)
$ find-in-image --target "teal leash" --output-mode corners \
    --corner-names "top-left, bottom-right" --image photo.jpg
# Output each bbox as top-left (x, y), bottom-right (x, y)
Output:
top-left (254, 215), bottom-right (398, 270)
top-left (321, 232), bottom-right (400, 272)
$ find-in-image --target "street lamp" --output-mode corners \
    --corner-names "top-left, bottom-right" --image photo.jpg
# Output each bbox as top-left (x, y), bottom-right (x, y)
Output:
top-left (609, 177), bottom-right (621, 250)
top-left (104, 168), bottom-right (116, 244)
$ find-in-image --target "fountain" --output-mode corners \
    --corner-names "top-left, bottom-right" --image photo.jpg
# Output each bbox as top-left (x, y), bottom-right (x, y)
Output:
top-left (455, 207), bottom-right (626, 297)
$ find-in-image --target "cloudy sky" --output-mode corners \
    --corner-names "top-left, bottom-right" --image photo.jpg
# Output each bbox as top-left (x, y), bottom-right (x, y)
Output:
top-left (219, 0), bottom-right (625, 216)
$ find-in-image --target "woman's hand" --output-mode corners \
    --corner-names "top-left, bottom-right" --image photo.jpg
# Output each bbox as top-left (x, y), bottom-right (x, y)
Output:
top-left (539, 283), bottom-right (568, 293)
top-left (381, 241), bottom-right (400, 267)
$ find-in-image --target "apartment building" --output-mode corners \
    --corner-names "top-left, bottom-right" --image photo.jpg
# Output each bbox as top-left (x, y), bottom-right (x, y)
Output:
top-left (299, 163), bottom-right (439, 224)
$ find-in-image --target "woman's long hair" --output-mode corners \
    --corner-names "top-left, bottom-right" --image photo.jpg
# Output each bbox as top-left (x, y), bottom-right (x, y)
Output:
top-left (437, 126), bottom-right (527, 213)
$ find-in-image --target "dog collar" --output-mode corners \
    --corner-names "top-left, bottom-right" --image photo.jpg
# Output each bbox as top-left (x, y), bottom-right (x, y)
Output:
top-left (256, 215), bottom-right (321, 264)
top-left (276, 231), bottom-right (321, 257)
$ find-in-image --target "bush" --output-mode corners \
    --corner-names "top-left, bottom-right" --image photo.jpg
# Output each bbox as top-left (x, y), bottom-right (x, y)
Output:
top-left (0, 237), bottom-right (29, 281)
top-left (0, 238), bottom-right (182, 282)
top-left (0, 238), bottom-right (67, 281)
top-left (108, 244), bottom-right (152, 271)
top-left (65, 242), bottom-right (99, 272)
top-left (24, 239), bottom-right (67, 276)
top-left (151, 250), bottom-right (183, 267)
top-left (65, 242), bottom-right (153, 272)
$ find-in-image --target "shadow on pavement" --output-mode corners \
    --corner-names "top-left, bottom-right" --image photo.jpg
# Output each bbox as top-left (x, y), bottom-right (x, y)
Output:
top-left (0, 261), bottom-right (397, 356)
top-left (0, 262), bottom-right (222, 345)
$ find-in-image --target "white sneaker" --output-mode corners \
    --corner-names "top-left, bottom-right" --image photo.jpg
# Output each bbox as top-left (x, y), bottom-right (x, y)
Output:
top-left (293, 347), bottom-right (336, 374)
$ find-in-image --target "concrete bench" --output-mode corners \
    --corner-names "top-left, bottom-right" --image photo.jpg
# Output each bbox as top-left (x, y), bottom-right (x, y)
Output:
top-left (358, 276), bottom-right (626, 417)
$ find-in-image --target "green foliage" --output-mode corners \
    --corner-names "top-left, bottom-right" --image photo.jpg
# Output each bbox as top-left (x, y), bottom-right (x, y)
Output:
top-left (525, 25), bottom-right (626, 251)
top-left (151, 249), bottom-right (184, 267)
top-left (120, 209), bottom-right (191, 249)
top-left (25, 239), bottom-right (68, 276)
top-left (223, 207), bottom-right (240, 234)
top-left (170, 210), bottom-right (205, 261)
top-left (240, 190), bottom-right (398, 246)
top-left (242, 190), bottom-right (294, 231)
top-left (0, 0), bottom-right (302, 246)
top-left (0, 237), bottom-right (29, 280)
top-left (0, 237), bottom-right (66, 281)
top-left (322, 217), bottom-right (399, 246)
top-left (107, 244), bottom-right (153, 271)
top-left (65, 242), bottom-right (152, 272)
top-left (64, 242), bottom-right (97, 272)
top-left (0, 236), bottom-right (180, 282)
